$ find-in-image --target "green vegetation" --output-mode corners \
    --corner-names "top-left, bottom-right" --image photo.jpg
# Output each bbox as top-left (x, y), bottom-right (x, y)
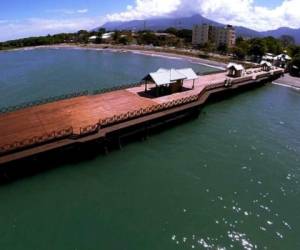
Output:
top-left (232, 36), bottom-right (286, 62)
top-left (0, 28), bottom-right (107, 50)
top-left (290, 54), bottom-right (300, 76)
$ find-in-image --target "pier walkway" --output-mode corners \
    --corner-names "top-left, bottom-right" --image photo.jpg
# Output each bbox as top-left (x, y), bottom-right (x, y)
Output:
top-left (0, 67), bottom-right (284, 164)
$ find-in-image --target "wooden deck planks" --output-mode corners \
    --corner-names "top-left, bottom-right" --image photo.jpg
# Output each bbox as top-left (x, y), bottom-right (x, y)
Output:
top-left (0, 90), bottom-right (157, 146)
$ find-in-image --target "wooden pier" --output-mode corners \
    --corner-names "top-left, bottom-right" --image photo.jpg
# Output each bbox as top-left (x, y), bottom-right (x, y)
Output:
top-left (0, 67), bottom-right (284, 166)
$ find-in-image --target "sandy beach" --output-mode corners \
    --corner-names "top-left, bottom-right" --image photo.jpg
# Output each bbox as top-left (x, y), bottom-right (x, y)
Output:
top-left (273, 74), bottom-right (300, 89)
top-left (2, 44), bottom-right (227, 70)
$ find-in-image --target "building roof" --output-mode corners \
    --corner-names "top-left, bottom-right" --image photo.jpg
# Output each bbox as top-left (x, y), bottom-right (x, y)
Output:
top-left (154, 33), bottom-right (176, 37)
top-left (274, 54), bottom-right (292, 61)
top-left (227, 63), bottom-right (245, 71)
top-left (88, 35), bottom-right (98, 40)
top-left (260, 60), bottom-right (272, 67)
top-left (101, 32), bottom-right (114, 39)
top-left (262, 54), bottom-right (274, 61)
top-left (176, 68), bottom-right (198, 80)
top-left (144, 68), bottom-right (197, 86)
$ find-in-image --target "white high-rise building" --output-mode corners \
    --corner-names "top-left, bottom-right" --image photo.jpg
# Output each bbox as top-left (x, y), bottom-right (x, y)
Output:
top-left (192, 24), bottom-right (236, 48)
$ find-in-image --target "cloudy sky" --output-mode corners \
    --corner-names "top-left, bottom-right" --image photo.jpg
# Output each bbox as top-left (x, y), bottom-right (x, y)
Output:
top-left (0, 0), bottom-right (299, 41)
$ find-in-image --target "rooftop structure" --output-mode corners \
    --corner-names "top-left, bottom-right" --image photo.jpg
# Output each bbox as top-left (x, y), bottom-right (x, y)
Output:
top-left (274, 54), bottom-right (292, 68)
top-left (101, 32), bottom-right (115, 40)
top-left (260, 61), bottom-right (273, 71)
top-left (154, 33), bottom-right (176, 38)
top-left (144, 68), bottom-right (197, 86)
top-left (227, 63), bottom-right (245, 77)
top-left (262, 53), bottom-right (275, 62)
top-left (274, 54), bottom-right (292, 62)
top-left (88, 36), bottom-right (98, 41)
top-left (143, 68), bottom-right (198, 95)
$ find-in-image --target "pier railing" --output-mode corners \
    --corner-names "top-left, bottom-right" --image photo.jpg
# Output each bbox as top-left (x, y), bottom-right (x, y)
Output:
top-left (0, 82), bottom-right (142, 115)
top-left (0, 91), bottom-right (88, 114)
top-left (92, 82), bottom-right (142, 95)
top-left (0, 127), bottom-right (73, 156)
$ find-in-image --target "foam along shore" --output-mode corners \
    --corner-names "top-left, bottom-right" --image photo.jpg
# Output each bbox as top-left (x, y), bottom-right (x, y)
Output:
top-left (273, 74), bottom-right (300, 89)
top-left (1, 44), bottom-right (227, 70)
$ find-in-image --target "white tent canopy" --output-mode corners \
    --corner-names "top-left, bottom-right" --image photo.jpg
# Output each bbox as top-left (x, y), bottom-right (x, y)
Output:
top-left (88, 35), bottom-right (98, 40)
top-left (144, 68), bottom-right (198, 86)
top-left (227, 63), bottom-right (245, 71)
top-left (176, 68), bottom-right (198, 81)
top-left (101, 32), bottom-right (114, 39)
top-left (274, 54), bottom-right (292, 61)
top-left (260, 60), bottom-right (272, 67)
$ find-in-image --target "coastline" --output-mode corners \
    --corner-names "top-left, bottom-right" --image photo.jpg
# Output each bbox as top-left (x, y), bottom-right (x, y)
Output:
top-left (273, 74), bottom-right (300, 90)
top-left (0, 44), bottom-right (228, 70)
top-left (4, 43), bottom-right (299, 88)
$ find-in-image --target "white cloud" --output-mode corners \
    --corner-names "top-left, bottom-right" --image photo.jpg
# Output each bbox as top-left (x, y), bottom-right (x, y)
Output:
top-left (0, 17), bottom-right (102, 41)
top-left (107, 0), bottom-right (181, 21)
top-left (106, 0), bottom-right (300, 31)
top-left (46, 8), bottom-right (89, 15)
top-left (77, 9), bottom-right (89, 14)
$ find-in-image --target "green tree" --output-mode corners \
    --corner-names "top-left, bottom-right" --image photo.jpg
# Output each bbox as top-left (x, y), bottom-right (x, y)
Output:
top-left (77, 30), bottom-right (90, 44)
top-left (290, 54), bottom-right (300, 76)
top-left (288, 45), bottom-right (300, 57)
top-left (95, 37), bottom-right (102, 44)
top-left (119, 36), bottom-right (130, 45)
top-left (280, 35), bottom-right (295, 48)
top-left (231, 47), bottom-right (246, 60)
top-left (248, 38), bottom-right (266, 61)
top-left (98, 28), bottom-right (106, 34)
top-left (113, 31), bottom-right (121, 42)
top-left (139, 32), bottom-right (158, 45)
top-left (165, 27), bottom-right (178, 36)
top-left (217, 44), bottom-right (228, 54)
top-left (201, 42), bottom-right (216, 53)
top-left (263, 36), bottom-right (282, 55)
top-left (177, 29), bottom-right (192, 43)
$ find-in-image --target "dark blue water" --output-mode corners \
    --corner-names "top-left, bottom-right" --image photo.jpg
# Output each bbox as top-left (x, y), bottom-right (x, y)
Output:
top-left (0, 48), bottom-right (215, 108)
top-left (0, 49), bottom-right (299, 250)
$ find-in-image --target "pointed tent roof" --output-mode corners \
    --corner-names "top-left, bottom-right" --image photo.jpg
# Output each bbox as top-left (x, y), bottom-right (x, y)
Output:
top-left (227, 63), bottom-right (245, 71)
top-left (260, 60), bottom-right (272, 67)
top-left (274, 54), bottom-right (292, 61)
top-left (177, 68), bottom-right (198, 80)
top-left (144, 68), bottom-right (197, 86)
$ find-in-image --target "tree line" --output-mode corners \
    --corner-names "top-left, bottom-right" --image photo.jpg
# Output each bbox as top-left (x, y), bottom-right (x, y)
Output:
top-left (0, 27), bottom-right (299, 76)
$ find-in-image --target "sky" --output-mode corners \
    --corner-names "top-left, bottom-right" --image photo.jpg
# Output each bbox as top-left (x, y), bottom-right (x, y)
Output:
top-left (0, 0), bottom-right (299, 41)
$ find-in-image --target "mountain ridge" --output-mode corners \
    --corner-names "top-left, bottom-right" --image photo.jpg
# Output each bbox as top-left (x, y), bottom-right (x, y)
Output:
top-left (99, 14), bottom-right (300, 44)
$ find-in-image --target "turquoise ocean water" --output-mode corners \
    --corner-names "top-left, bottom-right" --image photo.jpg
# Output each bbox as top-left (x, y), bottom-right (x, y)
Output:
top-left (0, 48), bottom-right (299, 250)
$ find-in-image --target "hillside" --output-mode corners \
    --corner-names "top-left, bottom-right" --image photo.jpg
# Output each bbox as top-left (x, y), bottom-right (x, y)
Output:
top-left (100, 14), bottom-right (299, 43)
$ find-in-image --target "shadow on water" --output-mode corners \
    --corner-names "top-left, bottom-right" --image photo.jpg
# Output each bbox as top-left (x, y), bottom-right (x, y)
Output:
top-left (0, 82), bottom-right (268, 185)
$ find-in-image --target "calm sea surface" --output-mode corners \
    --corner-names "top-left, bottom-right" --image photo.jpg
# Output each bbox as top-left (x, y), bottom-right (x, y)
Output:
top-left (0, 48), bottom-right (299, 250)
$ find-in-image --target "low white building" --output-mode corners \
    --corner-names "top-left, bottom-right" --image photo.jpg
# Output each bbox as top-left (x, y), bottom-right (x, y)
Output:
top-left (88, 35), bottom-right (98, 42)
top-left (227, 63), bottom-right (245, 77)
top-left (101, 32), bottom-right (115, 40)
top-left (274, 54), bottom-right (292, 68)
top-left (260, 60), bottom-right (272, 71)
top-left (262, 53), bottom-right (275, 62)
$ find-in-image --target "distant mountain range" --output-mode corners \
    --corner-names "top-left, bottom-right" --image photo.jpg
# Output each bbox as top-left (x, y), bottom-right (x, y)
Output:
top-left (99, 14), bottom-right (300, 44)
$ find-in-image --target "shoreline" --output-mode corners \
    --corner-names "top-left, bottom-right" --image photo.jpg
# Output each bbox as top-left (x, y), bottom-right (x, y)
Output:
top-left (3, 44), bottom-right (299, 89)
top-left (0, 44), bottom-right (227, 70)
top-left (273, 82), bottom-right (300, 90)
top-left (273, 74), bottom-right (300, 90)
